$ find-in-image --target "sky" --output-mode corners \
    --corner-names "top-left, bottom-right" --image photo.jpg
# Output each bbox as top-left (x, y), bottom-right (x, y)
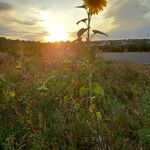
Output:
top-left (0, 0), bottom-right (150, 42)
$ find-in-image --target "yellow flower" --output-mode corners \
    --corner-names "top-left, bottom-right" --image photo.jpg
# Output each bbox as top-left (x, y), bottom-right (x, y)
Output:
top-left (96, 111), bottom-right (102, 120)
top-left (83, 0), bottom-right (107, 14)
top-left (9, 91), bottom-right (16, 98)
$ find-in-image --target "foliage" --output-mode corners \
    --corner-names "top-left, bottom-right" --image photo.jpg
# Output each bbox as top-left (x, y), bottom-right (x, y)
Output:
top-left (93, 39), bottom-right (150, 52)
top-left (0, 42), bottom-right (150, 149)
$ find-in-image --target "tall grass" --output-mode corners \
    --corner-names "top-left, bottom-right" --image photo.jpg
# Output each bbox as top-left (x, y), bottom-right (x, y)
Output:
top-left (0, 44), bottom-right (150, 149)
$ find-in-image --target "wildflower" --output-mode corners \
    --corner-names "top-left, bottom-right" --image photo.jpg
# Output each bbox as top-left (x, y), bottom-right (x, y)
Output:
top-left (96, 111), bottom-right (102, 120)
top-left (9, 91), bottom-right (16, 98)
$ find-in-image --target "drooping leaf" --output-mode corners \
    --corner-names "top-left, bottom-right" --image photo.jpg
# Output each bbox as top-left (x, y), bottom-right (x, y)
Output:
top-left (92, 82), bottom-right (105, 96)
top-left (77, 28), bottom-right (90, 38)
top-left (76, 18), bottom-right (88, 25)
top-left (93, 30), bottom-right (108, 36)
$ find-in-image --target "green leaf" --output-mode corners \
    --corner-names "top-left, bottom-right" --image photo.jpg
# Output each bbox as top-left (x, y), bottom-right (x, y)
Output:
top-left (77, 28), bottom-right (90, 38)
top-left (64, 96), bottom-right (69, 103)
top-left (93, 30), bottom-right (108, 36)
top-left (79, 87), bottom-right (88, 97)
top-left (38, 85), bottom-right (48, 92)
top-left (74, 103), bottom-right (80, 110)
top-left (92, 82), bottom-right (105, 96)
top-left (76, 18), bottom-right (88, 25)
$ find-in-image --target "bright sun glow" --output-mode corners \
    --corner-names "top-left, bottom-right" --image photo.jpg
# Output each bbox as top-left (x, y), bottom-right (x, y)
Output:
top-left (44, 24), bottom-right (68, 42)
top-left (39, 11), bottom-right (69, 42)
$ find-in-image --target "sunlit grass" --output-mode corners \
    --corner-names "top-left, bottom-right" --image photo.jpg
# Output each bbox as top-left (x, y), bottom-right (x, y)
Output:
top-left (0, 43), bottom-right (150, 149)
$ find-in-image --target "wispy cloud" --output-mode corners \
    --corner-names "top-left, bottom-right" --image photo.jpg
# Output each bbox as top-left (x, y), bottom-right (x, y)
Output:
top-left (0, 16), bottom-right (39, 26)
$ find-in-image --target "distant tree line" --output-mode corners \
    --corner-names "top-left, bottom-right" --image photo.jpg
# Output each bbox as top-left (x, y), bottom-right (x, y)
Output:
top-left (92, 39), bottom-right (150, 52)
top-left (0, 37), bottom-right (150, 56)
top-left (0, 37), bottom-right (79, 61)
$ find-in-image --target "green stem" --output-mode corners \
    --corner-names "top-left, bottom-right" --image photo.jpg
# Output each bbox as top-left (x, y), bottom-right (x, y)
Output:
top-left (87, 12), bottom-right (93, 101)
top-left (89, 65), bottom-right (92, 101)
top-left (87, 13), bottom-right (91, 43)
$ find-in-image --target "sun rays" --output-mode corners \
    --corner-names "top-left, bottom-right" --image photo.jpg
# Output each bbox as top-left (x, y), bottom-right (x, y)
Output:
top-left (39, 11), bottom-right (69, 42)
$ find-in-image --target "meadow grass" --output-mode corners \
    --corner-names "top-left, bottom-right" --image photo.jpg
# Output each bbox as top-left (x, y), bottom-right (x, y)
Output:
top-left (0, 48), bottom-right (150, 149)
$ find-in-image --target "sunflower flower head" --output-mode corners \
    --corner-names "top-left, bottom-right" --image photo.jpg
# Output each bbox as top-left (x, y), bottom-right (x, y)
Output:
top-left (83, 0), bottom-right (107, 15)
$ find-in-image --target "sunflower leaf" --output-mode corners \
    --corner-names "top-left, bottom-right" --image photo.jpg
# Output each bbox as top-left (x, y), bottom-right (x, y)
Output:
top-left (76, 18), bottom-right (88, 25)
top-left (93, 30), bottom-right (108, 36)
top-left (77, 28), bottom-right (90, 38)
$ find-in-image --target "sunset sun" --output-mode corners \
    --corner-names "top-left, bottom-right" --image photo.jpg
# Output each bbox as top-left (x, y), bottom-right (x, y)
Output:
top-left (39, 11), bottom-right (69, 42)
top-left (44, 24), bottom-right (68, 42)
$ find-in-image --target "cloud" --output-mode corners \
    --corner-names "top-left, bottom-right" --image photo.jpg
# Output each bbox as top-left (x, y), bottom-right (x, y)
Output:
top-left (0, 16), bottom-right (48, 41)
top-left (105, 0), bottom-right (150, 31)
top-left (0, 16), bottom-right (39, 26)
top-left (0, 24), bottom-right (48, 41)
top-left (0, 2), bottom-right (13, 11)
top-left (13, 19), bottom-right (38, 26)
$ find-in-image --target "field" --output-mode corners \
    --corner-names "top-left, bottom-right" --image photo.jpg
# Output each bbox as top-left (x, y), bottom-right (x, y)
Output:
top-left (0, 39), bottom-right (150, 149)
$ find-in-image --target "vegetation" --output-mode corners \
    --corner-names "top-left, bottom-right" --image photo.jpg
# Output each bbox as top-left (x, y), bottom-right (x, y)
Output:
top-left (93, 39), bottom-right (150, 52)
top-left (0, 37), bottom-right (150, 149)
top-left (1, 37), bottom-right (150, 53)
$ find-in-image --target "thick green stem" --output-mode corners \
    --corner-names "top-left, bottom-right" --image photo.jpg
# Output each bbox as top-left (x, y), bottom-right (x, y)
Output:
top-left (87, 13), bottom-right (92, 100)
top-left (87, 13), bottom-right (91, 43)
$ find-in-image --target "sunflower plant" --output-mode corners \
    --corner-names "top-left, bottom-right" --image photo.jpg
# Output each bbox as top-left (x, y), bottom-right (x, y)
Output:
top-left (76, 0), bottom-right (108, 42)
top-left (75, 0), bottom-right (107, 113)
